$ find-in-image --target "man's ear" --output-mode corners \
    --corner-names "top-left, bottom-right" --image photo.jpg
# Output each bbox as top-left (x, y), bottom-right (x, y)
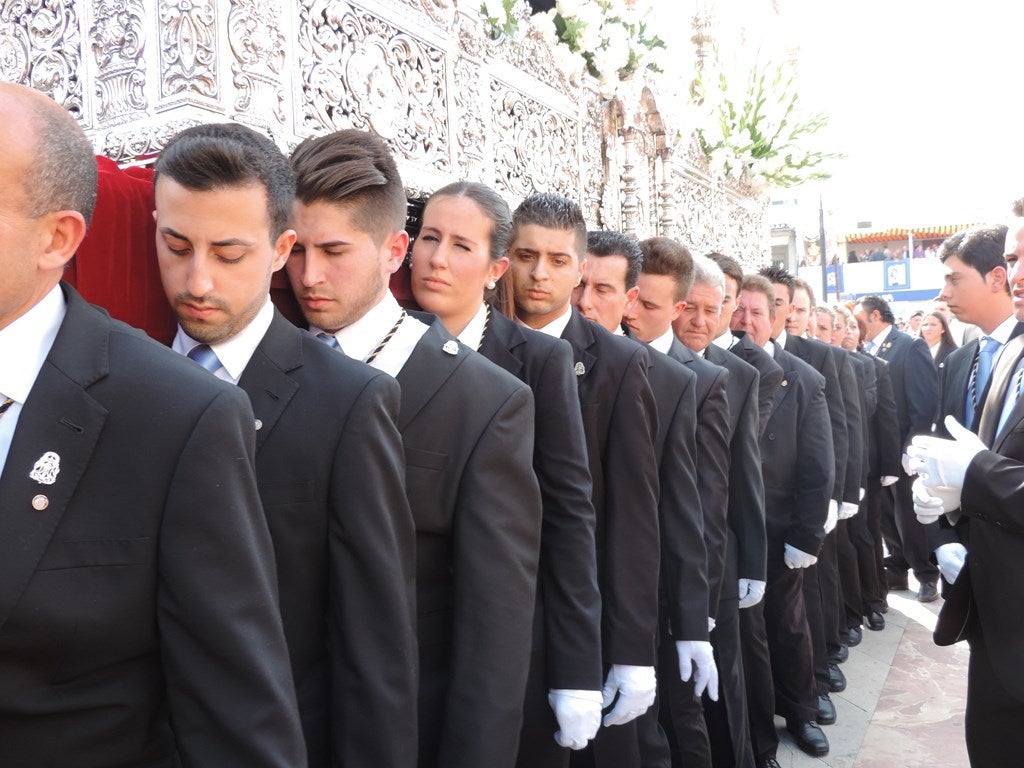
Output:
top-left (38, 210), bottom-right (87, 271)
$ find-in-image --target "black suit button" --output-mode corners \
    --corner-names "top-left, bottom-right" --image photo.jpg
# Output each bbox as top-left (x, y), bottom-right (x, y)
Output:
top-left (767, 433), bottom-right (776, 440)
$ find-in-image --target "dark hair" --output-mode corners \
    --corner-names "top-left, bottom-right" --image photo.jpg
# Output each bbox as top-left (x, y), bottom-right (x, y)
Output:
top-left (943, 224), bottom-right (1011, 294)
top-left (792, 276), bottom-right (816, 307)
top-left (707, 252), bottom-right (744, 287)
top-left (290, 129), bottom-right (407, 244)
top-left (740, 274), bottom-right (777, 319)
top-left (425, 181), bottom-right (515, 316)
top-left (586, 230), bottom-right (644, 289)
top-left (858, 295), bottom-right (895, 324)
top-left (156, 122), bottom-right (295, 239)
top-left (22, 92), bottom-right (97, 224)
top-left (936, 231), bottom-right (965, 262)
top-left (759, 264), bottom-right (796, 301)
top-left (923, 310), bottom-right (956, 348)
top-left (511, 193), bottom-right (587, 260)
top-left (910, 309), bottom-right (924, 319)
top-left (639, 237), bottom-right (694, 300)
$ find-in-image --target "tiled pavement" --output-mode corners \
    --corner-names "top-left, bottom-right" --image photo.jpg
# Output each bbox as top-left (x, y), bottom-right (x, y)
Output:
top-left (772, 576), bottom-right (970, 768)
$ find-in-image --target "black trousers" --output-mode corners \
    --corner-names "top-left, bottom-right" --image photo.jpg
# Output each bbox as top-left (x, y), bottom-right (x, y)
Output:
top-left (703, 598), bottom-right (755, 768)
top-left (882, 474), bottom-right (939, 582)
top-left (854, 479), bottom-right (887, 614)
top-left (516, 646), bottom-right (570, 768)
top-left (835, 518), bottom-right (863, 631)
top-left (739, 599), bottom-right (778, 762)
top-left (966, 632), bottom-right (1024, 767)
top-left (763, 567), bottom-right (818, 723)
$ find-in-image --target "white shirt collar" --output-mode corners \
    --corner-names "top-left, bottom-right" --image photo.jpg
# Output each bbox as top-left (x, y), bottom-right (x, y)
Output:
top-left (521, 304), bottom-right (573, 338)
top-left (775, 328), bottom-right (789, 348)
top-left (870, 324), bottom-right (893, 352)
top-left (649, 327), bottom-right (675, 355)
top-left (762, 338), bottom-right (776, 355)
top-left (985, 314), bottom-right (1018, 345)
top-left (172, 298), bottom-right (274, 384)
top-left (0, 283), bottom-right (66, 404)
top-left (711, 330), bottom-right (736, 350)
top-left (457, 303), bottom-right (489, 351)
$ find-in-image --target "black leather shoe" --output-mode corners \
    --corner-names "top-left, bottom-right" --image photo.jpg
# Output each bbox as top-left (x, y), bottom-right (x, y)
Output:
top-left (817, 693), bottom-right (837, 725)
top-left (755, 757), bottom-right (782, 768)
top-left (886, 569), bottom-right (909, 591)
top-left (786, 719), bottom-right (830, 756)
top-left (842, 625), bottom-right (862, 647)
top-left (829, 644), bottom-right (849, 664)
top-left (827, 662), bottom-right (846, 692)
top-left (918, 580), bottom-right (939, 603)
top-left (866, 610), bottom-right (886, 631)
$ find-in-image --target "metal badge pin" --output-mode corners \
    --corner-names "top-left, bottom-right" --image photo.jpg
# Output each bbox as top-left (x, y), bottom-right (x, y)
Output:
top-left (781, 379), bottom-right (788, 387)
top-left (31, 494), bottom-right (49, 511)
top-left (254, 419), bottom-right (263, 431)
top-left (574, 362), bottom-right (586, 376)
top-left (29, 451), bottom-right (60, 485)
top-left (442, 340), bottom-right (459, 355)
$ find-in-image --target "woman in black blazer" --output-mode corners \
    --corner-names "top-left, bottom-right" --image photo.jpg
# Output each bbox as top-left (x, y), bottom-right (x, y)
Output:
top-left (920, 310), bottom-right (957, 367)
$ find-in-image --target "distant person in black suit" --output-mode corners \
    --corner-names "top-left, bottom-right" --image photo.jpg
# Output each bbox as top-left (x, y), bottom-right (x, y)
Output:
top-left (855, 295), bottom-right (939, 602)
top-left (506, 195), bottom-right (660, 768)
top-left (0, 81), bottom-right (306, 767)
top-left (408, 182), bottom-right (604, 763)
top-left (153, 123), bottom-right (418, 767)
top-left (919, 311), bottom-right (957, 367)
top-left (288, 130), bottom-right (543, 768)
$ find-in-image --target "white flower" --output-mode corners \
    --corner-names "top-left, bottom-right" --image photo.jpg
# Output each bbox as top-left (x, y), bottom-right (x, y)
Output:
top-left (530, 9), bottom-right (559, 46)
top-left (480, 0), bottom-right (505, 21)
top-left (556, 0), bottom-right (582, 20)
top-left (575, 2), bottom-right (604, 37)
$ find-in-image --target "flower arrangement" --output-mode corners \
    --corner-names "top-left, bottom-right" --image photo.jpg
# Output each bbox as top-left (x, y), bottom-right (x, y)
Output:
top-left (693, 49), bottom-right (840, 191)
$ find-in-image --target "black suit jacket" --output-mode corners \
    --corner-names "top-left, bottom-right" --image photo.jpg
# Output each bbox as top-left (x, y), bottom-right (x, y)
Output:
top-left (727, 331), bottom-right (784, 436)
top-left (865, 355), bottom-right (901, 478)
top-left (561, 310), bottom-right (660, 665)
top-left (833, 348), bottom-right (864, 505)
top-left (634, 336), bottom-right (707, 640)
top-left (783, 334), bottom-right (848, 501)
top-left (762, 343), bottom-right (834, 578)
top-left (479, 310), bottom-right (602, 691)
top-left (398, 313), bottom-right (543, 768)
top-left (0, 285), bottom-right (305, 767)
top-left (705, 343), bottom-right (768, 590)
top-left (665, 338), bottom-right (731, 613)
top-left (931, 339), bottom-right (957, 368)
top-left (848, 352), bottom-right (876, 489)
top-left (237, 311), bottom-right (417, 768)
top-left (874, 327), bottom-right (938, 450)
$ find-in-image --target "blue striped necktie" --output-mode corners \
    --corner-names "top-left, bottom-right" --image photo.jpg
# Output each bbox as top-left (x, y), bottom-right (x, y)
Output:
top-left (316, 332), bottom-right (342, 353)
top-left (187, 344), bottom-right (222, 373)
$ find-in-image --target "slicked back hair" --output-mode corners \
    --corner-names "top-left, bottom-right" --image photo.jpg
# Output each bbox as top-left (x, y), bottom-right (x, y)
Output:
top-left (793, 276), bottom-right (817, 307)
top-left (944, 224), bottom-right (1011, 294)
top-left (691, 254), bottom-right (725, 292)
top-left (740, 274), bottom-right (777, 319)
top-left (587, 230), bottom-right (644, 289)
top-left (638, 237), bottom-right (694, 301)
top-left (858, 295), bottom-right (895, 325)
top-left (511, 193), bottom-right (587, 260)
top-left (291, 129), bottom-right (407, 245)
top-left (759, 264), bottom-right (796, 301)
top-left (427, 181), bottom-right (512, 262)
top-left (707, 252), bottom-right (744, 288)
top-left (156, 122), bottom-right (295, 239)
top-left (21, 91), bottom-right (97, 225)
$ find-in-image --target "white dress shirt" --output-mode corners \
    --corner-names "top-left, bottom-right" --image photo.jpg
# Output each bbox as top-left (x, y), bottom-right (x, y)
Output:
top-left (171, 298), bottom-right (275, 384)
top-left (457, 303), bottom-right (489, 350)
top-left (0, 284), bottom-right (66, 473)
top-left (648, 327), bottom-right (675, 356)
top-left (521, 305), bottom-right (573, 339)
top-left (711, 330), bottom-right (738, 351)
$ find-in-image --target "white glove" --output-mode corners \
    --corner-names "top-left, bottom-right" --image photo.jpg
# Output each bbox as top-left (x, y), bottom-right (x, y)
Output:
top-left (906, 416), bottom-right (987, 491)
top-left (737, 578), bottom-right (766, 609)
top-left (824, 499), bottom-right (839, 533)
top-left (676, 640), bottom-right (719, 701)
top-left (784, 543), bottom-right (818, 569)
top-left (859, 486), bottom-right (866, 501)
top-left (548, 689), bottom-right (602, 749)
top-left (935, 543), bottom-right (967, 584)
top-left (707, 616), bottom-right (716, 633)
top-left (838, 501), bottom-right (859, 520)
top-left (911, 476), bottom-right (961, 523)
top-left (601, 664), bottom-right (656, 726)
top-left (880, 475), bottom-right (899, 486)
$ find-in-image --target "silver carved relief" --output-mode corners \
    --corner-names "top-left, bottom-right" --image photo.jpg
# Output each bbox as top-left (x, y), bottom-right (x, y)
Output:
top-left (90, 0), bottom-right (147, 123)
top-left (159, 0), bottom-right (218, 102)
top-left (228, 0), bottom-right (285, 127)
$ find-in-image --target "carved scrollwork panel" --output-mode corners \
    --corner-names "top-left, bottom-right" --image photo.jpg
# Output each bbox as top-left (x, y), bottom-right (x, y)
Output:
top-left (90, 0), bottom-right (147, 124)
top-left (159, 0), bottom-right (218, 102)
top-left (228, 0), bottom-right (285, 127)
top-left (100, 117), bottom-right (202, 163)
top-left (297, 0), bottom-right (449, 173)
top-left (0, 0), bottom-right (83, 119)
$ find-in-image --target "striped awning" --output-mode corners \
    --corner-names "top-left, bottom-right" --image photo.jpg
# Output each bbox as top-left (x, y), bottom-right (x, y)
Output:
top-left (845, 224), bottom-right (980, 244)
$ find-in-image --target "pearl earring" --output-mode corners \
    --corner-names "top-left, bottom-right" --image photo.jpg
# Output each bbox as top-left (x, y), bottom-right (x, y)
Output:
top-left (487, 280), bottom-right (496, 290)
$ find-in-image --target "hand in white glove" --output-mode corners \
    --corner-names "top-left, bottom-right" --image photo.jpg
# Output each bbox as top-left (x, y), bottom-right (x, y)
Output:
top-left (935, 543), bottom-right (967, 585)
top-left (676, 640), bottom-right (719, 701)
top-left (824, 499), bottom-right (839, 534)
top-left (737, 578), bottom-right (766, 609)
top-left (548, 689), bottom-right (602, 749)
top-left (880, 475), bottom-right (899, 487)
top-left (784, 543), bottom-right (818, 569)
top-left (859, 486), bottom-right (866, 501)
top-left (906, 415), bottom-right (987, 490)
top-left (601, 664), bottom-right (656, 726)
top-left (911, 477), bottom-right (946, 524)
top-left (838, 501), bottom-right (859, 520)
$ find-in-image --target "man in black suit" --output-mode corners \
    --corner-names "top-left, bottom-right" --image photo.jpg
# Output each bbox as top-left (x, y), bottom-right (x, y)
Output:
top-left (507, 198), bottom-right (660, 768)
top-left (0, 82), bottom-right (306, 767)
top-left (855, 295), bottom-right (939, 601)
top-left (929, 225), bottom-right (1019, 590)
top-left (732, 275), bottom-right (834, 763)
top-left (676, 253), bottom-right (772, 768)
top-left (907, 214), bottom-right (1024, 766)
top-left (575, 233), bottom-right (719, 768)
top-left (153, 123), bottom-right (418, 767)
top-left (288, 130), bottom-right (543, 768)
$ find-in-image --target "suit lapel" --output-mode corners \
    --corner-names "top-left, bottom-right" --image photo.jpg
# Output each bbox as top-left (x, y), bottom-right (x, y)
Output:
top-left (479, 311), bottom-right (525, 380)
top-left (769, 344), bottom-right (795, 413)
top-left (395, 317), bottom-right (470, 430)
top-left (560, 310), bottom-right (598, 383)
top-left (237, 312), bottom-right (302, 452)
top-left (983, 335), bottom-right (1024, 447)
top-left (0, 286), bottom-right (109, 632)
